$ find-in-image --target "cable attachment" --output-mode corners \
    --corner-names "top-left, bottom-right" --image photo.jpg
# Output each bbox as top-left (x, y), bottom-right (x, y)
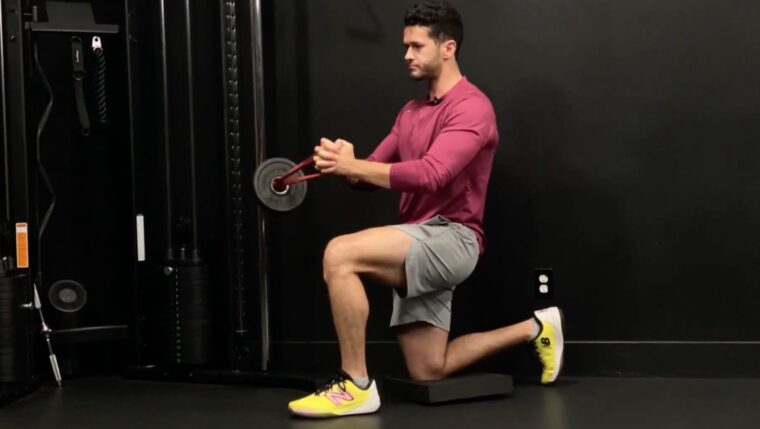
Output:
top-left (70, 37), bottom-right (90, 136)
top-left (90, 36), bottom-right (108, 127)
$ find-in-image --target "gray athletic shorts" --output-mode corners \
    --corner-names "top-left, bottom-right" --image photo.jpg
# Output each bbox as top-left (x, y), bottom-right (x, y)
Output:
top-left (389, 215), bottom-right (480, 331)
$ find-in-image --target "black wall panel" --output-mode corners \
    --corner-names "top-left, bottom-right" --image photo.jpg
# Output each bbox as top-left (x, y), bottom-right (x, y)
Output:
top-left (268, 0), bottom-right (760, 377)
top-left (23, 0), bottom-right (134, 373)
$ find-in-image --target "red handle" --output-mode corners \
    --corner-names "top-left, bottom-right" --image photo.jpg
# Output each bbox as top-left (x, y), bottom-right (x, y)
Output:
top-left (274, 155), bottom-right (323, 187)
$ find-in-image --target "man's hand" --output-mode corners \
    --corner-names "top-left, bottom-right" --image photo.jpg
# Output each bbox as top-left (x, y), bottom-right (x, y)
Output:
top-left (314, 137), bottom-right (391, 188)
top-left (314, 138), bottom-right (355, 175)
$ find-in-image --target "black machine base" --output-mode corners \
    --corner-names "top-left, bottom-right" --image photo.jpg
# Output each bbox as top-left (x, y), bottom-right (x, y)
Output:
top-left (382, 373), bottom-right (514, 403)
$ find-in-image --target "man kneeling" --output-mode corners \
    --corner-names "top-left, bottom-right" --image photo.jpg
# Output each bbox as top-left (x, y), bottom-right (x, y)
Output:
top-left (288, 1), bottom-right (564, 418)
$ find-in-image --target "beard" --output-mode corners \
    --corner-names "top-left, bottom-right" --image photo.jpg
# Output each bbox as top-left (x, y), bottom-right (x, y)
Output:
top-left (408, 61), bottom-right (441, 81)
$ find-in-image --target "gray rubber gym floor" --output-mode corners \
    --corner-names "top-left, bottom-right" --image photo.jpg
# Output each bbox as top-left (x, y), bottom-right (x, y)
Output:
top-left (1, 376), bottom-right (758, 428)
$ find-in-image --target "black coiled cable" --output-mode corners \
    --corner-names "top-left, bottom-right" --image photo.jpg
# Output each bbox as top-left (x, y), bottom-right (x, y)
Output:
top-left (92, 46), bottom-right (108, 126)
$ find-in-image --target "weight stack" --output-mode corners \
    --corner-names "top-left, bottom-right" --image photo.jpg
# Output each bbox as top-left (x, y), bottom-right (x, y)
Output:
top-left (0, 274), bottom-right (32, 383)
top-left (156, 264), bottom-right (212, 365)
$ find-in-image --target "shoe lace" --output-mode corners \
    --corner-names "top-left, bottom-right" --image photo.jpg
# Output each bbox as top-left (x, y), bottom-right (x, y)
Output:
top-left (315, 375), bottom-right (348, 395)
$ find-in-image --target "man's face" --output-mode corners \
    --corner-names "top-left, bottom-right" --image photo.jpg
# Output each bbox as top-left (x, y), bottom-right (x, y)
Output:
top-left (403, 25), bottom-right (444, 81)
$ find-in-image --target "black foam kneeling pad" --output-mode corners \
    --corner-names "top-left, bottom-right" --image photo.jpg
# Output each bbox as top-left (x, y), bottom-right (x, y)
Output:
top-left (382, 373), bottom-right (514, 403)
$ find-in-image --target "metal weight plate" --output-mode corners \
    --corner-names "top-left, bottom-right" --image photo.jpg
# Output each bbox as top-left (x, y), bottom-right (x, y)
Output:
top-left (253, 157), bottom-right (307, 212)
top-left (0, 331), bottom-right (26, 344)
top-left (0, 300), bottom-right (23, 324)
top-left (48, 280), bottom-right (88, 313)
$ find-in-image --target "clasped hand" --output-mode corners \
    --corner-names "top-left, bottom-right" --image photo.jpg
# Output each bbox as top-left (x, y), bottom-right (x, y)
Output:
top-left (314, 138), bottom-right (355, 175)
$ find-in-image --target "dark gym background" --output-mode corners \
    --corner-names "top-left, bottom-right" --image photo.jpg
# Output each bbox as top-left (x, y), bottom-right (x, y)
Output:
top-left (3, 0), bottom-right (760, 395)
top-left (267, 0), bottom-right (760, 378)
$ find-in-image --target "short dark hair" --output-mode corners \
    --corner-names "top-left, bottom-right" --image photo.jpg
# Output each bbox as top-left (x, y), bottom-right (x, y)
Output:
top-left (404, 1), bottom-right (464, 58)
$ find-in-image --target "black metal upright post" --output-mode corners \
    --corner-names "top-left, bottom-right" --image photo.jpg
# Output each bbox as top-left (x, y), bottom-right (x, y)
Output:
top-left (1, 0), bottom-right (9, 223)
top-left (0, 0), bottom-right (37, 404)
top-left (183, 0), bottom-right (201, 264)
top-left (220, 0), bottom-right (248, 371)
top-left (123, 0), bottom-right (142, 367)
top-left (158, 0), bottom-right (174, 262)
top-left (249, 0), bottom-right (270, 374)
top-left (3, 2), bottom-right (32, 234)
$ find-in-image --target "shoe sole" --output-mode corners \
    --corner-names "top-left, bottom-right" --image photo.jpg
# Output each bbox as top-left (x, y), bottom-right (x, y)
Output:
top-left (546, 307), bottom-right (565, 385)
top-left (289, 385), bottom-right (381, 418)
top-left (289, 402), bottom-right (381, 418)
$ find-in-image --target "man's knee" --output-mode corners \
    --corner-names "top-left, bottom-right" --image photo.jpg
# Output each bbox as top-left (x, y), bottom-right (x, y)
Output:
top-left (406, 360), bottom-right (446, 382)
top-left (323, 235), bottom-right (355, 282)
top-left (408, 366), bottom-right (446, 382)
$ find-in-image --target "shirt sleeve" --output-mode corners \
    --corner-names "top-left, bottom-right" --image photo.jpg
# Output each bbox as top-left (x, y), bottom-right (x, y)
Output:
top-left (389, 98), bottom-right (491, 192)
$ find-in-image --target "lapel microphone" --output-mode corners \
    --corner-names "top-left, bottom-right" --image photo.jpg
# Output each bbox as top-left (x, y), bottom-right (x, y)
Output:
top-left (428, 96), bottom-right (442, 106)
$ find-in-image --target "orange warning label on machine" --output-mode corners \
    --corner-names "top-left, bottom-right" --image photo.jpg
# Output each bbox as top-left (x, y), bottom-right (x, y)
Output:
top-left (16, 223), bottom-right (29, 269)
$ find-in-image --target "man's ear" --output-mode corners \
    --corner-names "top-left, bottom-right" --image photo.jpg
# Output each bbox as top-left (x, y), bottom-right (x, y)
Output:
top-left (442, 39), bottom-right (457, 60)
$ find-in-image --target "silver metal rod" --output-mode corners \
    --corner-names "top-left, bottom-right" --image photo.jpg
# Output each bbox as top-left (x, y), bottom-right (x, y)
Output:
top-left (1, 4), bottom-right (11, 221)
top-left (124, 0), bottom-right (143, 365)
top-left (33, 283), bottom-right (62, 386)
top-left (159, 0), bottom-right (174, 259)
top-left (185, 0), bottom-right (200, 260)
top-left (250, 0), bottom-right (270, 371)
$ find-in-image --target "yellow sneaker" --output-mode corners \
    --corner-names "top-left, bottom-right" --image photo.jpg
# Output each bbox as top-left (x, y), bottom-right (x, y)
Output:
top-left (288, 371), bottom-right (381, 418)
top-left (532, 306), bottom-right (565, 384)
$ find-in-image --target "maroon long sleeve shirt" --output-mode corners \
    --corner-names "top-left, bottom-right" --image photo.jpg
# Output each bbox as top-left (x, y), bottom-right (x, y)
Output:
top-left (367, 77), bottom-right (499, 253)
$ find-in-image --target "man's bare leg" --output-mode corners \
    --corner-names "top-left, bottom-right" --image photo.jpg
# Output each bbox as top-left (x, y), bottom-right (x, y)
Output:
top-left (324, 226), bottom-right (542, 382)
top-left (398, 320), bottom-right (538, 381)
top-left (322, 227), bottom-right (412, 379)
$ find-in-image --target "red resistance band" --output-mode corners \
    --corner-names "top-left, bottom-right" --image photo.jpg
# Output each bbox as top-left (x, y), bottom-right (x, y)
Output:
top-left (272, 155), bottom-right (323, 192)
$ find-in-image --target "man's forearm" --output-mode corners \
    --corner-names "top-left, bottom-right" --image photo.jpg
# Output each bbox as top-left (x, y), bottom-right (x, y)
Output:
top-left (343, 159), bottom-right (392, 189)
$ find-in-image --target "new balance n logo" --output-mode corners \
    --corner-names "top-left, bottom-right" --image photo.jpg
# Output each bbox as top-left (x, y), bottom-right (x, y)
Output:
top-left (325, 389), bottom-right (354, 405)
